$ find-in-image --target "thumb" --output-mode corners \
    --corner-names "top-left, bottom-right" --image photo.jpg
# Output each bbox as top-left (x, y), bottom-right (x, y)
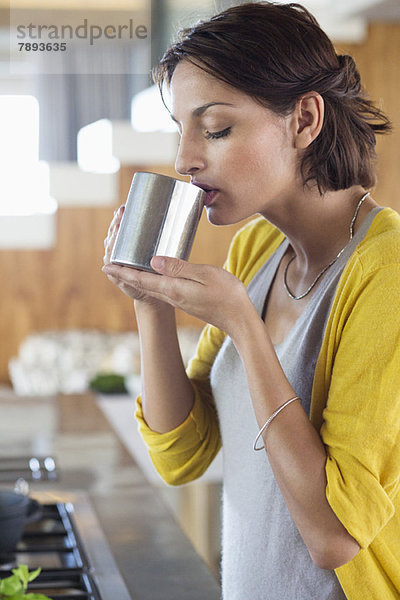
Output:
top-left (151, 255), bottom-right (187, 277)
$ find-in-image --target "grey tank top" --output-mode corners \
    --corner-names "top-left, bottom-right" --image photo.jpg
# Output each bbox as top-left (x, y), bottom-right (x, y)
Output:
top-left (210, 208), bottom-right (382, 600)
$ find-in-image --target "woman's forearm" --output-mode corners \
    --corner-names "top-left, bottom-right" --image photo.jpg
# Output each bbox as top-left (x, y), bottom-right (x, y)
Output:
top-left (135, 300), bottom-right (195, 433)
top-left (230, 303), bottom-right (360, 570)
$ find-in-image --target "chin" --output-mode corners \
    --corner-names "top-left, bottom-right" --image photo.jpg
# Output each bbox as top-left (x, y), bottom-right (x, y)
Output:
top-left (206, 209), bottom-right (233, 227)
top-left (206, 206), bottom-right (251, 227)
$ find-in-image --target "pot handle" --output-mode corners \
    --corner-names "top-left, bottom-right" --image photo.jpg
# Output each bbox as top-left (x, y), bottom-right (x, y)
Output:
top-left (25, 498), bottom-right (43, 524)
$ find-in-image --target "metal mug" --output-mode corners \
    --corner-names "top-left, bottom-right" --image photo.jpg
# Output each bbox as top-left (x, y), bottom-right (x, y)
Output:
top-left (111, 172), bottom-right (206, 272)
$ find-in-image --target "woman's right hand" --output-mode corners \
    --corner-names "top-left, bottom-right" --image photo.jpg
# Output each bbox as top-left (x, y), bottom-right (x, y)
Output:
top-left (103, 205), bottom-right (165, 308)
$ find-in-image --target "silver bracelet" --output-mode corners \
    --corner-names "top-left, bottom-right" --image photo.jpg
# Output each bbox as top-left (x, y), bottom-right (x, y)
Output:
top-left (253, 396), bottom-right (301, 451)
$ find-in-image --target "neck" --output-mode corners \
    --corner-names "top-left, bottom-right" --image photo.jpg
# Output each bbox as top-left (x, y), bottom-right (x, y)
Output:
top-left (261, 185), bottom-right (377, 276)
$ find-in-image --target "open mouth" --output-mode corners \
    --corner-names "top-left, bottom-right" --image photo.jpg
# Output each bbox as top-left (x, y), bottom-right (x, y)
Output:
top-left (203, 189), bottom-right (218, 206)
top-left (192, 182), bottom-right (219, 206)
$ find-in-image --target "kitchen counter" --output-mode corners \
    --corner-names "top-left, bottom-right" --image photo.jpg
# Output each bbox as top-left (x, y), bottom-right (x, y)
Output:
top-left (0, 392), bottom-right (221, 600)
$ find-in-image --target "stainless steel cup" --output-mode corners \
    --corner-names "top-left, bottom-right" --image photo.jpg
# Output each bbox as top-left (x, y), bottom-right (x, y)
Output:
top-left (111, 172), bottom-right (205, 272)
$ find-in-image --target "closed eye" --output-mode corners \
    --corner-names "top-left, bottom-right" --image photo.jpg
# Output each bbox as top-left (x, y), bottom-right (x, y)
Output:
top-left (204, 127), bottom-right (231, 140)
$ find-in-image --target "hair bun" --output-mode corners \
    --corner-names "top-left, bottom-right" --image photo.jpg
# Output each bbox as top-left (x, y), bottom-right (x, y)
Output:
top-left (336, 54), bottom-right (361, 97)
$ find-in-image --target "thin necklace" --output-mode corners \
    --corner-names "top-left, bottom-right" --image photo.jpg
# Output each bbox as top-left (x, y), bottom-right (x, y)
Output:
top-left (283, 191), bottom-right (370, 301)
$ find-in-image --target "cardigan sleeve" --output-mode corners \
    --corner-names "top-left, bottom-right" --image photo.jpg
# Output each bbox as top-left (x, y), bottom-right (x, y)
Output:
top-left (321, 261), bottom-right (400, 549)
top-left (135, 322), bottom-right (225, 485)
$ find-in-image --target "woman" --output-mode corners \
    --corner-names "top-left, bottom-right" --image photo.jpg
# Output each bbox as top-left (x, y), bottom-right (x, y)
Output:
top-left (103, 3), bottom-right (400, 599)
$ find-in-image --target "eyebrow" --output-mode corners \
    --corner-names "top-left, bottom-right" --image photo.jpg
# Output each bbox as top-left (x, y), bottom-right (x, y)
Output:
top-left (170, 102), bottom-right (235, 124)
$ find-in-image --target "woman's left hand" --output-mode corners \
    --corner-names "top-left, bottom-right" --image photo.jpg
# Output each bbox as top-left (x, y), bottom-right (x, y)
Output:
top-left (102, 256), bottom-right (252, 334)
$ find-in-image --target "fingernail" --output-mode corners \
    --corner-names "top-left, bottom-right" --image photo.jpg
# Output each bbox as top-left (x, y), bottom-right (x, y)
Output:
top-left (151, 256), bottom-right (166, 270)
top-left (102, 265), bottom-right (111, 273)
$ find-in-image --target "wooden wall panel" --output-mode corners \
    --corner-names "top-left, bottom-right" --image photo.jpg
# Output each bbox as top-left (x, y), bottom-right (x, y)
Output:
top-left (0, 205), bottom-right (131, 382)
top-left (335, 23), bottom-right (400, 212)
top-left (1, 22), bottom-right (399, 383)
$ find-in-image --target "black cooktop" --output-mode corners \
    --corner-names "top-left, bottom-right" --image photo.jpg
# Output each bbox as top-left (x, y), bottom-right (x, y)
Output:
top-left (0, 502), bottom-right (101, 599)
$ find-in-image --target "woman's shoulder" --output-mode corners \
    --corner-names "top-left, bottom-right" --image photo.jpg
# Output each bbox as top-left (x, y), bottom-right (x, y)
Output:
top-left (354, 207), bottom-right (400, 274)
top-left (225, 216), bottom-right (285, 286)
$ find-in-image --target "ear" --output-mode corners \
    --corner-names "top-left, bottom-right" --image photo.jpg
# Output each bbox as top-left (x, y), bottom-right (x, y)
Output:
top-left (293, 93), bottom-right (324, 149)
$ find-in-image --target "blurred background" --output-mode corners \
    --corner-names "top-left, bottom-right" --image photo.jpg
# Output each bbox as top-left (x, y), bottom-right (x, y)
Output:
top-left (0, 0), bottom-right (399, 575)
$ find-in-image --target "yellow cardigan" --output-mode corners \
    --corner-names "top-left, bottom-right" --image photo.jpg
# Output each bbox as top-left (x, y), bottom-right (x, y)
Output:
top-left (136, 207), bottom-right (400, 600)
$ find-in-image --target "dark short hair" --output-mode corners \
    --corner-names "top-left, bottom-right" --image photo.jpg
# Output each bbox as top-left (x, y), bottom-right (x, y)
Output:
top-left (153, 2), bottom-right (392, 194)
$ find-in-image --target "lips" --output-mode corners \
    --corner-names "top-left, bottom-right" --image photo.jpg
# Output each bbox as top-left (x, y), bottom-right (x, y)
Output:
top-left (203, 189), bottom-right (219, 206)
top-left (192, 181), bottom-right (220, 207)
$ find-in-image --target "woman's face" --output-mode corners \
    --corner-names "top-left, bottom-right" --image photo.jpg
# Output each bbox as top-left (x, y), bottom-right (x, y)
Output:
top-left (169, 60), bottom-right (300, 226)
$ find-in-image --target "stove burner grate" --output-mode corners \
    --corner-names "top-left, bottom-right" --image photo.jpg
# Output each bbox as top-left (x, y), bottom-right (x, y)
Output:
top-left (0, 567), bottom-right (101, 599)
top-left (0, 503), bottom-right (102, 599)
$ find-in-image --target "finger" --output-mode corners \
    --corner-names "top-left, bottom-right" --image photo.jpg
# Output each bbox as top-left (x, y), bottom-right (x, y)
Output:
top-left (102, 264), bottom-right (187, 305)
top-left (103, 238), bottom-right (114, 264)
top-left (104, 206), bottom-right (125, 263)
top-left (113, 204), bottom-right (125, 222)
top-left (150, 256), bottom-right (208, 283)
top-left (102, 264), bottom-right (144, 290)
top-left (106, 205), bottom-right (125, 240)
top-left (103, 227), bottom-right (118, 264)
top-left (105, 273), bottom-right (121, 286)
top-left (102, 265), bottom-right (143, 295)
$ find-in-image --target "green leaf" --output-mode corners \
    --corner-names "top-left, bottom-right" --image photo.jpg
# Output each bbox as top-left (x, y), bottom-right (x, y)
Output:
top-left (11, 565), bottom-right (29, 587)
top-left (0, 574), bottom-right (23, 596)
top-left (0, 593), bottom-right (51, 600)
top-left (0, 567), bottom-right (50, 600)
top-left (26, 569), bottom-right (41, 585)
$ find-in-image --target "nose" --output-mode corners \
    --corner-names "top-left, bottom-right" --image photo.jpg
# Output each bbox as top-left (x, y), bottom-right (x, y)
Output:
top-left (174, 133), bottom-right (206, 177)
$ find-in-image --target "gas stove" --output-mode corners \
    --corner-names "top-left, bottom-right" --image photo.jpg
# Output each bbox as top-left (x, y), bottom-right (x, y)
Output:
top-left (0, 491), bottom-right (131, 600)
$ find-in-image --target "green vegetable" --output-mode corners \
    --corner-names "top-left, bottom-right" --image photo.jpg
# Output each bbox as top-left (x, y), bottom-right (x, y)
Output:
top-left (0, 565), bottom-right (51, 600)
top-left (89, 373), bottom-right (127, 394)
